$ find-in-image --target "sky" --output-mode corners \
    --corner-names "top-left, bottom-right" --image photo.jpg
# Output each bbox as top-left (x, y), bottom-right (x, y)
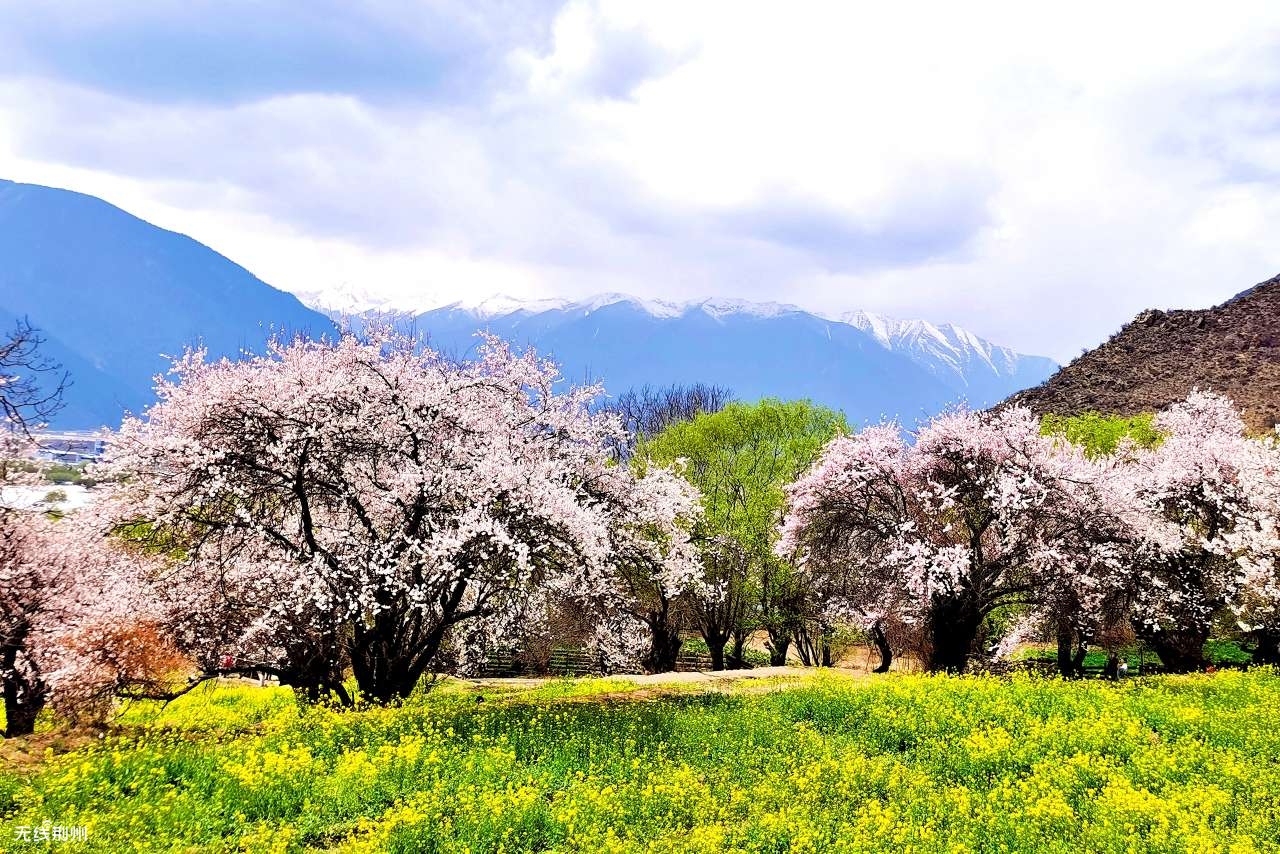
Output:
top-left (3, 2), bottom-right (1280, 361)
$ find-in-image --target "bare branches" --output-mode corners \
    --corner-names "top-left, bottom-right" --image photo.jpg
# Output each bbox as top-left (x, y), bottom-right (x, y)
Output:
top-left (0, 317), bottom-right (68, 437)
top-left (603, 383), bottom-right (733, 458)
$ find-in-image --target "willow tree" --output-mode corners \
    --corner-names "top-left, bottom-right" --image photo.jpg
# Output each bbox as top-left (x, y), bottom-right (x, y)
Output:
top-left (640, 399), bottom-right (845, 669)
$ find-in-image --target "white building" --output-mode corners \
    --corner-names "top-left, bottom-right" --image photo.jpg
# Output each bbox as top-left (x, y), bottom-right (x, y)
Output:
top-left (31, 431), bottom-right (108, 464)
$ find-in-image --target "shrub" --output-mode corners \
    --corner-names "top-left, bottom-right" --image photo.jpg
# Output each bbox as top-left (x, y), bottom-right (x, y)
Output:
top-left (1041, 411), bottom-right (1162, 457)
top-left (1205, 639), bottom-right (1253, 666)
top-left (681, 637), bottom-right (711, 655)
top-left (42, 465), bottom-right (83, 484)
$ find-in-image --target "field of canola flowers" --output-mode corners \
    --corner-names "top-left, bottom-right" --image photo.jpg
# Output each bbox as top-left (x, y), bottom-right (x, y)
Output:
top-left (2, 669), bottom-right (1279, 853)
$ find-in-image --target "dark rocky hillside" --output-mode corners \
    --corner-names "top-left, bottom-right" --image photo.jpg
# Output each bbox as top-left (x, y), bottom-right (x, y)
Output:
top-left (1006, 274), bottom-right (1280, 431)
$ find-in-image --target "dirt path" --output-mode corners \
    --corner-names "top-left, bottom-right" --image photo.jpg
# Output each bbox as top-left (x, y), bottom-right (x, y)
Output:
top-left (463, 664), bottom-right (874, 692)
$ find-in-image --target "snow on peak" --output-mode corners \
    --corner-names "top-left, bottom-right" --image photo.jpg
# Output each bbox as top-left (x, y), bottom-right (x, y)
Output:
top-left (565, 293), bottom-right (802, 319)
top-left (833, 310), bottom-right (1025, 383)
top-left (302, 287), bottom-right (1047, 394)
top-left (693, 297), bottom-right (802, 319)
top-left (573, 293), bottom-right (684, 317)
top-left (404, 292), bottom-right (1033, 382)
top-left (435, 292), bottom-right (802, 320)
top-left (297, 282), bottom-right (404, 315)
top-left (296, 286), bottom-right (1026, 384)
top-left (840, 310), bottom-right (901, 347)
top-left (462, 294), bottom-right (572, 318)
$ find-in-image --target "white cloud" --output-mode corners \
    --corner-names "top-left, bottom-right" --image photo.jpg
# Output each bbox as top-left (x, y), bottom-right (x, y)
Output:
top-left (3, 1), bottom-right (1280, 360)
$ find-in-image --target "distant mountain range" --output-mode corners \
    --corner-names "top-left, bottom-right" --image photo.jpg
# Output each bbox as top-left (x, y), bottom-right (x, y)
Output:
top-left (1007, 274), bottom-right (1280, 431)
top-left (332, 294), bottom-right (1057, 428)
top-left (0, 178), bottom-right (1056, 430)
top-left (0, 179), bottom-right (335, 428)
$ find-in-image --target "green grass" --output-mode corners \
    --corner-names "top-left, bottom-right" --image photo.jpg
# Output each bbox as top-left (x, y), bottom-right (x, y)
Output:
top-left (2, 671), bottom-right (1279, 852)
top-left (679, 637), bottom-right (771, 667)
top-left (680, 637), bottom-right (711, 655)
top-left (1204, 639), bottom-right (1255, 666)
top-left (1014, 640), bottom-right (1254, 670)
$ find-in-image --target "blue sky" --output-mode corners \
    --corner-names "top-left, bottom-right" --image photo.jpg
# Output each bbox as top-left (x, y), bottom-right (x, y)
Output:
top-left (3, 1), bottom-right (1280, 360)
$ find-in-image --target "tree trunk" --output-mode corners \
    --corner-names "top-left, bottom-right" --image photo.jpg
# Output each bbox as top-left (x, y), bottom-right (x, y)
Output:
top-left (699, 627), bottom-right (731, 672)
top-left (1056, 619), bottom-right (1076, 678)
top-left (794, 620), bottom-right (829, 667)
top-left (2, 644), bottom-right (44, 738)
top-left (1251, 630), bottom-right (1280, 666)
top-left (280, 636), bottom-right (350, 704)
top-left (642, 618), bottom-right (683, 673)
top-left (347, 575), bottom-right (483, 703)
top-left (1071, 643), bottom-right (1088, 676)
top-left (728, 629), bottom-right (748, 669)
top-left (870, 622), bottom-right (892, 673)
top-left (766, 630), bottom-right (791, 667)
top-left (708, 641), bottom-right (726, 671)
top-left (1055, 621), bottom-right (1090, 679)
top-left (350, 641), bottom-right (429, 703)
top-left (794, 628), bottom-right (815, 666)
top-left (926, 597), bottom-right (981, 673)
top-left (1148, 627), bottom-right (1208, 673)
top-left (350, 606), bottom-right (454, 703)
top-left (3, 689), bottom-right (42, 738)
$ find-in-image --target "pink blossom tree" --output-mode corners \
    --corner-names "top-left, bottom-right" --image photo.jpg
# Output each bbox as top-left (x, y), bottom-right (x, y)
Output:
top-left (782, 393), bottom-right (1280, 676)
top-left (599, 457), bottom-right (702, 673)
top-left (780, 408), bottom-right (1101, 672)
top-left (0, 510), bottom-right (176, 735)
top-left (105, 332), bottom-right (698, 702)
top-left (1231, 428), bottom-right (1280, 663)
top-left (0, 511), bottom-right (54, 735)
top-left (1031, 456), bottom-right (1137, 678)
top-left (1102, 392), bottom-right (1280, 671)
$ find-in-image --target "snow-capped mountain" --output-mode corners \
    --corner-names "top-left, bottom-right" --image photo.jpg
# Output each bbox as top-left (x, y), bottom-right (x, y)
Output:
top-left (0, 178), bottom-right (1053, 431)
top-left (333, 293), bottom-right (1057, 427)
top-left (839, 310), bottom-right (1049, 404)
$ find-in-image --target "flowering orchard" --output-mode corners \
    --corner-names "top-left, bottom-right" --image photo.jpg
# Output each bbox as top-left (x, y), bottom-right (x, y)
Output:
top-left (4, 322), bottom-right (1280, 728)
top-left (780, 391), bottom-right (1280, 674)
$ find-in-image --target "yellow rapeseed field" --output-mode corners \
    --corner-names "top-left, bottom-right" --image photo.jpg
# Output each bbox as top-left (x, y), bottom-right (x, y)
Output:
top-left (2, 670), bottom-right (1278, 853)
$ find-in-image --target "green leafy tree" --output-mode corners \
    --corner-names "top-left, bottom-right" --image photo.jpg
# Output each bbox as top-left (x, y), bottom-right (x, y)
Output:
top-left (640, 400), bottom-right (846, 669)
